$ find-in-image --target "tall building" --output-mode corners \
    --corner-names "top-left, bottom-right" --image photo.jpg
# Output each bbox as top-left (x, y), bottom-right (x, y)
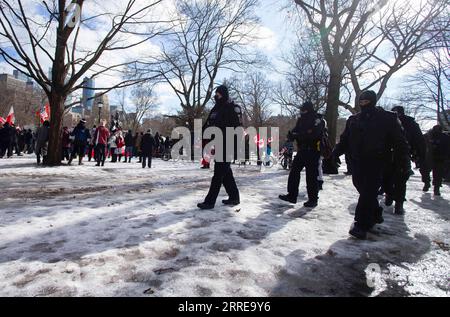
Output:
top-left (82, 77), bottom-right (95, 110)
top-left (13, 70), bottom-right (32, 83)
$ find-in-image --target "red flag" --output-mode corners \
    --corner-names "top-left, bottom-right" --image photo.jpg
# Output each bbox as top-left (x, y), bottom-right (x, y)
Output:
top-left (6, 106), bottom-right (15, 124)
top-left (40, 104), bottom-right (51, 123)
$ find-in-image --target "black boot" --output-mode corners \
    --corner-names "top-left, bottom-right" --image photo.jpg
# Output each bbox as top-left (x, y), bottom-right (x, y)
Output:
top-left (279, 195), bottom-right (297, 204)
top-left (303, 200), bottom-right (318, 208)
top-left (349, 224), bottom-right (368, 240)
top-left (434, 186), bottom-right (441, 196)
top-left (318, 181), bottom-right (324, 191)
top-left (423, 183), bottom-right (431, 192)
top-left (394, 201), bottom-right (405, 215)
top-left (222, 199), bottom-right (240, 206)
top-left (197, 202), bottom-right (215, 210)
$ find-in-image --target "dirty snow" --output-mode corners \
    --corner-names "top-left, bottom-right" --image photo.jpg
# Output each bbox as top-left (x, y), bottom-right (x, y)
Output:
top-left (0, 156), bottom-right (448, 297)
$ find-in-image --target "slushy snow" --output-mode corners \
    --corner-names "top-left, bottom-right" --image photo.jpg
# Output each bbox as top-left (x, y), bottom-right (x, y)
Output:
top-left (0, 156), bottom-right (448, 297)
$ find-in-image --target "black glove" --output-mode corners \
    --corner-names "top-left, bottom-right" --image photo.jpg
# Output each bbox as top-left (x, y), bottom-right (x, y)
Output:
top-left (287, 131), bottom-right (295, 142)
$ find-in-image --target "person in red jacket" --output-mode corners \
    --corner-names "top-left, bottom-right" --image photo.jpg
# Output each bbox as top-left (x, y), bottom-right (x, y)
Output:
top-left (93, 120), bottom-right (110, 167)
top-left (116, 130), bottom-right (125, 162)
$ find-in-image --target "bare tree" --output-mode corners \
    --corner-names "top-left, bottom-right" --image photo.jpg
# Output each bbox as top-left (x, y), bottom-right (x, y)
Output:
top-left (344, 0), bottom-right (450, 112)
top-left (141, 115), bottom-right (177, 137)
top-left (0, 0), bottom-right (168, 165)
top-left (405, 47), bottom-right (450, 129)
top-left (134, 0), bottom-right (262, 129)
top-left (128, 84), bottom-right (158, 132)
top-left (274, 33), bottom-right (329, 116)
top-left (227, 72), bottom-right (273, 128)
top-left (293, 0), bottom-right (389, 144)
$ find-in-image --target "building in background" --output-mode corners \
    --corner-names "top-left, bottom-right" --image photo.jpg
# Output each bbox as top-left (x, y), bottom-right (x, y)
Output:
top-left (0, 73), bottom-right (46, 127)
top-left (13, 70), bottom-right (32, 84)
top-left (82, 77), bottom-right (95, 110)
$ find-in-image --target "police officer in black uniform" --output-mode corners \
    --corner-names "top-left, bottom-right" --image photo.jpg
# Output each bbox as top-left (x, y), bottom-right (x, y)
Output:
top-left (279, 101), bottom-right (325, 208)
top-left (424, 125), bottom-right (450, 196)
top-left (198, 85), bottom-right (242, 210)
top-left (334, 91), bottom-right (410, 240)
top-left (382, 106), bottom-right (427, 214)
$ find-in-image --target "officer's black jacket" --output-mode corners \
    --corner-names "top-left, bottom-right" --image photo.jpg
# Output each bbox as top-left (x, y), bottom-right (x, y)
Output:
top-left (203, 99), bottom-right (241, 161)
top-left (291, 112), bottom-right (325, 150)
top-left (398, 114), bottom-right (426, 163)
top-left (335, 107), bottom-right (410, 171)
top-left (426, 130), bottom-right (450, 162)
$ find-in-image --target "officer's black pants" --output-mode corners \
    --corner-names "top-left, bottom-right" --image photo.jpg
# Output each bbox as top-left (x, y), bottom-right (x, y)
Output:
top-left (352, 161), bottom-right (383, 230)
top-left (432, 160), bottom-right (445, 188)
top-left (205, 162), bottom-right (240, 205)
top-left (287, 149), bottom-right (320, 201)
top-left (420, 166), bottom-right (432, 185)
top-left (383, 165), bottom-right (409, 203)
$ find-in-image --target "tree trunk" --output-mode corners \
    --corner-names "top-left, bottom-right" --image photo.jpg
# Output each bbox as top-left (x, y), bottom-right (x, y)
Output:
top-left (46, 93), bottom-right (65, 166)
top-left (325, 69), bottom-right (342, 146)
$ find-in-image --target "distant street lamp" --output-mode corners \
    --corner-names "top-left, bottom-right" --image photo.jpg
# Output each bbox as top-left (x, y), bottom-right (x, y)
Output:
top-left (97, 100), bottom-right (104, 125)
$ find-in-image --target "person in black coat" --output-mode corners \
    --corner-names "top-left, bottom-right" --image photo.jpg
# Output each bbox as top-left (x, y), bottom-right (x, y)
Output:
top-left (334, 91), bottom-right (410, 240)
top-left (197, 85), bottom-right (241, 210)
top-left (68, 119), bottom-right (91, 166)
top-left (381, 106), bottom-right (427, 214)
top-left (140, 129), bottom-right (155, 168)
top-left (0, 122), bottom-right (10, 158)
top-left (423, 125), bottom-right (450, 196)
top-left (279, 101), bottom-right (326, 208)
top-left (124, 130), bottom-right (134, 163)
top-left (24, 129), bottom-right (33, 154)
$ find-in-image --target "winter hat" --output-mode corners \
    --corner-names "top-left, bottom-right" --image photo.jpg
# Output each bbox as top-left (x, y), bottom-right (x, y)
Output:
top-left (216, 85), bottom-right (230, 101)
top-left (359, 90), bottom-right (377, 107)
top-left (147, 129), bottom-right (152, 134)
top-left (392, 106), bottom-right (405, 116)
top-left (432, 125), bottom-right (443, 134)
top-left (301, 101), bottom-right (314, 113)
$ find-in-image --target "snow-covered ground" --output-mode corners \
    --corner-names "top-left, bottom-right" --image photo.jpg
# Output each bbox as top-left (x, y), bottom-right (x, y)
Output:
top-left (0, 156), bottom-right (448, 297)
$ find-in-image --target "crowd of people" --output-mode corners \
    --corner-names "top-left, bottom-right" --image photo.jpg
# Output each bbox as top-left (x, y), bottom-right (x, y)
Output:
top-left (0, 118), bottom-right (173, 169)
top-left (0, 122), bottom-right (36, 158)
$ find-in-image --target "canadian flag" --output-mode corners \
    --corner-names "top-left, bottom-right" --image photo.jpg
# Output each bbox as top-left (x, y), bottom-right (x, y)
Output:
top-left (40, 104), bottom-right (50, 123)
top-left (6, 106), bottom-right (15, 124)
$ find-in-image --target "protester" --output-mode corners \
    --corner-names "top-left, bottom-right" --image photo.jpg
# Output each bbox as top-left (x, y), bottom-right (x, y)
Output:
top-left (141, 129), bottom-right (155, 169)
top-left (35, 121), bottom-right (50, 165)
